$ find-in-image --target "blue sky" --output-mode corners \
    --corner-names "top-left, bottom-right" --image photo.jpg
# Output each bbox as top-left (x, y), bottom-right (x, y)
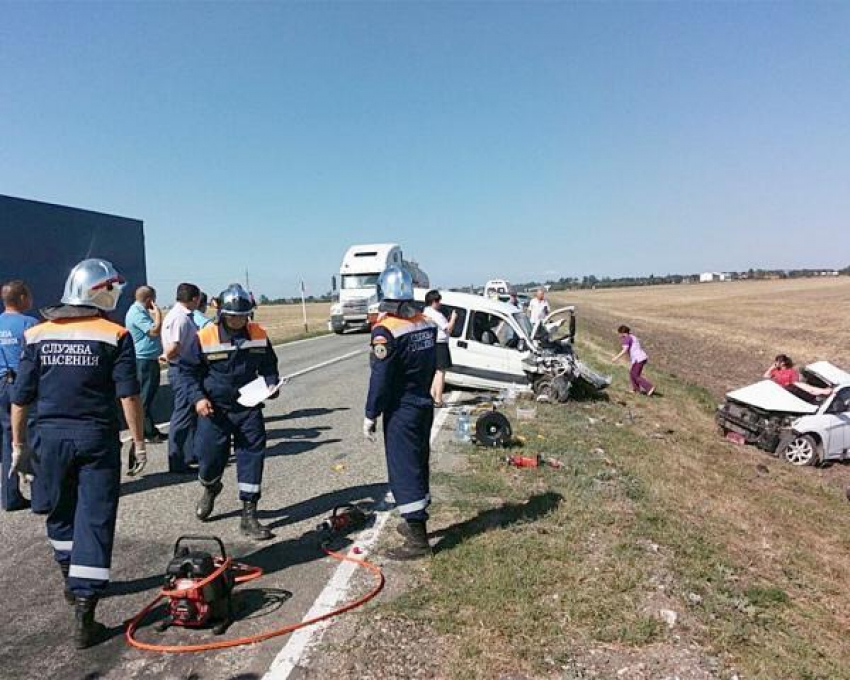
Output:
top-left (2, 2), bottom-right (848, 299)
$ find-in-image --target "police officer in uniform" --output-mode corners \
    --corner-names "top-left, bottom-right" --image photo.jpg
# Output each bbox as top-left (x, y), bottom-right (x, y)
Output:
top-left (181, 283), bottom-right (280, 540)
top-left (11, 258), bottom-right (146, 648)
top-left (364, 266), bottom-right (437, 559)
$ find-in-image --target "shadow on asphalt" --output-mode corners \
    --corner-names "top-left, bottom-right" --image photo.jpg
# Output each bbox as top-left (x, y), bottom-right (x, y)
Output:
top-left (119, 433), bottom-right (341, 497)
top-left (111, 483), bottom-right (387, 596)
top-left (431, 491), bottom-right (563, 554)
top-left (119, 469), bottom-right (197, 497)
top-left (209, 482), bottom-right (387, 530)
top-left (265, 436), bottom-right (342, 459)
top-left (266, 425), bottom-right (331, 440)
top-left (264, 407), bottom-right (350, 424)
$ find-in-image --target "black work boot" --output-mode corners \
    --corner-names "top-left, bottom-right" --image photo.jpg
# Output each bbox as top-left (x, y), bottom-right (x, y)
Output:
top-left (59, 563), bottom-right (74, 606)
top-left (73, 596), bottom-right (108, 649)
top-left (195, 481), bottom-right (223, 521)
top-left (387, 520), bottom-right (432, 560)
top-left (240, 501), bottom-right (273, 540)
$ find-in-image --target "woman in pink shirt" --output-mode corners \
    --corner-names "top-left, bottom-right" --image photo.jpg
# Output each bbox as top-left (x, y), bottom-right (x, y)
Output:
top-left (611, 325), bottom-right (655, 396)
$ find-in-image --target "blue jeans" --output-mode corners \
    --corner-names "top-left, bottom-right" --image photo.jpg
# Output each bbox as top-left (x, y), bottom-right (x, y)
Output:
top-left (136, 358), bottom-right (161, 439)
top-left (167, 366), bottom-right (197, 472)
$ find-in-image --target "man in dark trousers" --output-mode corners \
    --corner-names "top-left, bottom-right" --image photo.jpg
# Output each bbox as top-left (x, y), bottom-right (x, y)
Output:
top-left (181, 283), bottom-right (280, 540)
top-left (11, 258), bottom-right (145, 648)
top-left (0, 279), bottom-right (48, 512)
top-left (364, 265), bottom-right (437, 559)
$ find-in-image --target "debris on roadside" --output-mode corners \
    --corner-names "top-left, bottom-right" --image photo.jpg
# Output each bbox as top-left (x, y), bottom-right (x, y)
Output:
top-left (687, 592), bottom-right (703, 606)
top-left (504, 454), bottom-right (564, 469)
top-left (659, 609), bottom-right (679, 629)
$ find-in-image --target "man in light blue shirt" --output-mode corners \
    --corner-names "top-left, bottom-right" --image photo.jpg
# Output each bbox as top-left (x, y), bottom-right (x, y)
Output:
top-left (125, 286), bottom-right (165, 443)
top-left (0, 279), bottom-right (47, 512)
top-left (192, 292), bottom-right (213, 330)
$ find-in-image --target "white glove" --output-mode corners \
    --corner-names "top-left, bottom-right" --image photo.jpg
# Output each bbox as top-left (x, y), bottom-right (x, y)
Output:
top-left (363, 418), bottom-right (377, 442)
top-left (127, 441), bottom-right (148, 477)
top-left (10, 443), bottom-right (35, 484)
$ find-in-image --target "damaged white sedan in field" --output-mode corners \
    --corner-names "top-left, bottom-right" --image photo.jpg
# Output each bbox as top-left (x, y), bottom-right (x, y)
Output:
top-left (716, 361), bottom-right (850, 466)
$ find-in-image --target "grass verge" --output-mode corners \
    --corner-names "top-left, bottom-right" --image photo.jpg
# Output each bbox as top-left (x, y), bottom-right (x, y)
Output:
top-left (375, 338), bottom-right (850, 679)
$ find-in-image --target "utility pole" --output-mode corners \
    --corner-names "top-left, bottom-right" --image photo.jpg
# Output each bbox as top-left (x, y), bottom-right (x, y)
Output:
top-left (245, 268), bottom-right (250, 291)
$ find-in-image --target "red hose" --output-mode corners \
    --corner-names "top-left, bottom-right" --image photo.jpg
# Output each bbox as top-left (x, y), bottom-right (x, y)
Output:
top-left (125, 544), bottom-right (384, 653)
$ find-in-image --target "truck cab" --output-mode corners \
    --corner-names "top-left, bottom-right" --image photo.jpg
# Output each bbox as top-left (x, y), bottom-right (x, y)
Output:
top-left (329, 244), bottom-right (429, 333)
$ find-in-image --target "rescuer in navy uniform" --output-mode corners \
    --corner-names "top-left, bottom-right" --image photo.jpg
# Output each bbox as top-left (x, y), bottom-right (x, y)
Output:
top-left (364, 265), bottom-right (437, 559)
top-left (181, 283), bottom-right (280, 540)
top-left (11, 258), bottom-right (146, 649)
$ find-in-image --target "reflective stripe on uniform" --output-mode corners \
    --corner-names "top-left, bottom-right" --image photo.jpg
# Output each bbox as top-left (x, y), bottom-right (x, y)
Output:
top-left (397, 497), bottom-right (430, 515)
top-left (69, 565), bottom-right (110, 581)
top-left (376, 315), bottom-right (434, 339)
top-left (26, 328), bottom-right (120, 346)
top-left (49, 539), bottom-right (73, 551)
top-left (239, 339), bottom-right (268, 349)
top-left (201, 343), bottom-right (236, 354)
top-left (238, 482), bottom-right (261, 493)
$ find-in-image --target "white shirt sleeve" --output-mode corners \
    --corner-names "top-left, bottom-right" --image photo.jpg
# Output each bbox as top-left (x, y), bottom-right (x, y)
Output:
top-left (162, 310), bottom-right (186, 350)
top-left (424, 307), bottom-right (448, 332)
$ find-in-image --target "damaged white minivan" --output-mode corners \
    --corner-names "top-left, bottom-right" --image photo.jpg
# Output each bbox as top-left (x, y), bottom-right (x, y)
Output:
top-left (408, 290), bottom-right (611, 402)
top-left (716, 361), bottom-right (850, 466)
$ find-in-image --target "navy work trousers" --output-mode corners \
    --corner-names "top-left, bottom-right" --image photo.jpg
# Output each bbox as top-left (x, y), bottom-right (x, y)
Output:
top-left (196, 407), bottom-right (266, 502)
top-left (167, 365), bottom-right (197, 472)
top-left (39, 430), bottom-right (121, 598)
top-left (384, 404), bottom-right (433, 521)
top-left (0, 381), bottom-right (48, 512)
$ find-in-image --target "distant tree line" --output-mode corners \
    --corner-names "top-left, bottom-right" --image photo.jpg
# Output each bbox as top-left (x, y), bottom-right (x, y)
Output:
top-left (257, 292), bottom-right (334, 305)
top-left (515, 266), bottom-right (849, 292)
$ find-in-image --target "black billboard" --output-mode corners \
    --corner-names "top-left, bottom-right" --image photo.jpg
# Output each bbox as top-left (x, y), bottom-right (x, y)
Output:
top-left (0, 194), bottom-right (147, 320)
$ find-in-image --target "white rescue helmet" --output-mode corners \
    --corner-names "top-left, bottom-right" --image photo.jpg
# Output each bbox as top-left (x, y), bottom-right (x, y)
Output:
top-left (218, 283), bottom-right (255, 316)
top-left (377, 265), bottom-right (414, 302)
top-left (61, 258), bottom-right (126, 311)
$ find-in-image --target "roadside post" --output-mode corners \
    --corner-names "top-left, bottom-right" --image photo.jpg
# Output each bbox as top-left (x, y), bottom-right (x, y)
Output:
top-left (301, 280), bottom-right (308, 333)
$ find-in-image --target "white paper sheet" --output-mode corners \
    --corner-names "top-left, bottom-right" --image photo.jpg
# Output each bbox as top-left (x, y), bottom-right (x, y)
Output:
top-left (237, 376), bottom-right (285, 407)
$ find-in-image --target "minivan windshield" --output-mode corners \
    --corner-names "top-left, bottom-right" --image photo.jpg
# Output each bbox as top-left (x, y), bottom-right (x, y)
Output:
top-left (342, 274), bottom-right (380, 289)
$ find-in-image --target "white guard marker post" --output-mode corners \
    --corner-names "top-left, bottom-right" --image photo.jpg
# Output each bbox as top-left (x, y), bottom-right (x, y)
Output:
top-left (300, 280), bottom-right (308, 334)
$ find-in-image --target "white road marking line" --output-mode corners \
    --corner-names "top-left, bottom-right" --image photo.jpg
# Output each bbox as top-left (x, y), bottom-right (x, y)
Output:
top-left (262, 510), bottom-right (391, 680)
top-left (281, 348), bottom-right (365, 381)
top-left (158, 331), bottom-right (350, 376)
top-left (129, 347), bottom-right (368, 440)
top-left (263, 390), bottom-right (458, 680)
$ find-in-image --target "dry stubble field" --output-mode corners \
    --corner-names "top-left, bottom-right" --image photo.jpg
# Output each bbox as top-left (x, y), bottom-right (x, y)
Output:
top-left (252, 301), bottom-right (331, 344)
top-left (554, 277), bottom-right (850, 398)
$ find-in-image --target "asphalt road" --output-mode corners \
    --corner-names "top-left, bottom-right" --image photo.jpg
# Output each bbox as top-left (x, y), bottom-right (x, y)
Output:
top-left (0, 331), bottom-right (424, 680)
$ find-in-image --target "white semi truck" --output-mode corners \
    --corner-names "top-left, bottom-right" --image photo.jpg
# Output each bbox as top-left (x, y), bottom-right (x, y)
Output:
top-left (329, 243), bottom-right (429, 333)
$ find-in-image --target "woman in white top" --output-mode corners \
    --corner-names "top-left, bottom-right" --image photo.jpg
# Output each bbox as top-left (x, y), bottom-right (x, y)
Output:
top-left (423, 290), bottom-right (458, 407)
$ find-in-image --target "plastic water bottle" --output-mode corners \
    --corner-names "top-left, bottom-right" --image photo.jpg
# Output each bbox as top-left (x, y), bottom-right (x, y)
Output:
top-left (456, 410), bottom-right (472, 443)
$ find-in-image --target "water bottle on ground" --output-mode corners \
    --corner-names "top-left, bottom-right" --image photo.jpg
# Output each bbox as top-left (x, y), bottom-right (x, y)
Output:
top-left (455, 410), bottom-right (472, 443)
